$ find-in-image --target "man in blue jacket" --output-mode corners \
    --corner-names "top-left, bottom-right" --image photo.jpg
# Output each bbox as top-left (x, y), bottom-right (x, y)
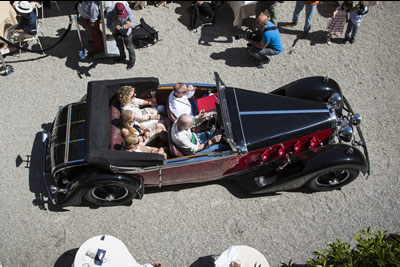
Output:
top-left (246, 14), bottom-right (283, 69)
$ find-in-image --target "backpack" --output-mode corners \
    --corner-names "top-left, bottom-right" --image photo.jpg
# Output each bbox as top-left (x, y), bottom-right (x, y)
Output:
top-left (131, 18), bottom-right (159, 48)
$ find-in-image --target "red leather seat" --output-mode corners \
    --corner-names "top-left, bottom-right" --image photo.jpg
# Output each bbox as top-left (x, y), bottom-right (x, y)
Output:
top-left (166, 102), bottom-right (177, 124)
top-left (168, 125), bottom-right (185, 158)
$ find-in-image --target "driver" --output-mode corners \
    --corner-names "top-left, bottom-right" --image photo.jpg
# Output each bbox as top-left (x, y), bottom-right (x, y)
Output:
top-left (168, 83), bottom-right (213, 124)
top-left (171, 114), bottom-right (228, 155)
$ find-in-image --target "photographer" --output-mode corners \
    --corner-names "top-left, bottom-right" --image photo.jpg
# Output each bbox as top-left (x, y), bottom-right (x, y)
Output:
top-left (245, 14), bottom-right (283, 69)
top-left (106, 2), bottom-right (136, 70)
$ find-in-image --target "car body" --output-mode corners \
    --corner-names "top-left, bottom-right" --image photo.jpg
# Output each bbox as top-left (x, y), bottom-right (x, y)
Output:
top-left (42, 73), bottom-right (370, 207)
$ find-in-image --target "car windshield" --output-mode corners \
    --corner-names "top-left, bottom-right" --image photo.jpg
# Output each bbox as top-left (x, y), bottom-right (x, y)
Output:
top-left (215, 72), bottom-right (247, 153)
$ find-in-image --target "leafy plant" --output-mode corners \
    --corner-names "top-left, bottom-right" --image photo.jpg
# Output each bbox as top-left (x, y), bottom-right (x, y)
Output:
top-left (281, 228), bottom-right (400, 267)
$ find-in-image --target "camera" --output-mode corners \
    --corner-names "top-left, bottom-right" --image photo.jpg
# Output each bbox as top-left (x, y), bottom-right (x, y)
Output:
top-left (234, 28), bottom-right (255, 40)
top-left (234, 28), bottom-right (263, 42)
top-left (115, 27), bottom-right (128, 38)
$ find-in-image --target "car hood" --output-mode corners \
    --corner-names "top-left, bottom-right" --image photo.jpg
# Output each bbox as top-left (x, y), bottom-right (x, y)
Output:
top-left (220, 86), bottom-right (335, 152)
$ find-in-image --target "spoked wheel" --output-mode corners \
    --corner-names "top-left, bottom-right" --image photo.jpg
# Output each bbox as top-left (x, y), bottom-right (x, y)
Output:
top-left (306, 168), bottom-right (359, 191)
top-left (84, 182), bottom-right (137, 206)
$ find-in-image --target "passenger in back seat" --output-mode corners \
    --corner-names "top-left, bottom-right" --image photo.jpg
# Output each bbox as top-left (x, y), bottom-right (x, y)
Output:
top-left (118, 85), bottom-right (167, 129)
top-left (124, 134), bottom-right (167, 160)
top-left (120, 110), bottom-right (168, 146)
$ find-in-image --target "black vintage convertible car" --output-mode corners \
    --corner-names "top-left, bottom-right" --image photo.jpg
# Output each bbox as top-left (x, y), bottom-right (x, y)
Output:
top-left (42, 73), bottom-right (370, 206)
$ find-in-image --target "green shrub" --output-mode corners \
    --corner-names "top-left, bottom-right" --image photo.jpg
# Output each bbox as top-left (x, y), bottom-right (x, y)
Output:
top-left (282, 229), bottom-right (400, 267)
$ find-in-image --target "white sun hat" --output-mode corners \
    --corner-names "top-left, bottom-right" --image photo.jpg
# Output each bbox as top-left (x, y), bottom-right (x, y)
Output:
top-left (15, 1), bottom-right (34, 14)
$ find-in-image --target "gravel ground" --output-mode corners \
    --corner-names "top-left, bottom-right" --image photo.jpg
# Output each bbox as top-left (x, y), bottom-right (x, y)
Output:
top-left (1, 1), bottom-right (399, 266)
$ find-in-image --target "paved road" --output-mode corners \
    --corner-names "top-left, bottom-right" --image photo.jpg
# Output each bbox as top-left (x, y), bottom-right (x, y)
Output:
top-left (1, 2), bottom-right (399, 266)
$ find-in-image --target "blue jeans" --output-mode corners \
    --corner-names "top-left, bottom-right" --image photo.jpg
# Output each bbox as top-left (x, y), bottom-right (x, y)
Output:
top-left (248, 45), bottom-right (278, 63)
top-left (292, 1), bottom-right (317, 33)
top-left (196, 131), bottom-right (229, 154)
top-left (113, 32), bottom-right (136, 65)
top-left (345, 20), bottom-right (359, 39)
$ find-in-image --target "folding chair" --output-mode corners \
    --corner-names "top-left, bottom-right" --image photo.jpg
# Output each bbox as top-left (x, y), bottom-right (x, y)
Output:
top-left (13, 6), bottom-right (44, 57)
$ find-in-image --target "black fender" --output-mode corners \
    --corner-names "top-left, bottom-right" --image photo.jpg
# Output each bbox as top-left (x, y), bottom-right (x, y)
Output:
top-left (57, 171), bottom-right (144, 206)
top-left (270, 76), bottom-right (342, 104)
top-left (249, 144), bottom-right (368, 194)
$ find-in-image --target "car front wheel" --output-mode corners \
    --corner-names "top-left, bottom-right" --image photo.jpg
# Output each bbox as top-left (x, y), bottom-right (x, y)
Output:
top-left (306, 168), bottom-right (359, 191)
top-left (84, 182), bottom-right (137, 206)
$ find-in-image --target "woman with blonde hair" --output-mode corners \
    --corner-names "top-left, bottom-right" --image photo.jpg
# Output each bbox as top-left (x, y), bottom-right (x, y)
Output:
top-left (118, 85), bottom-right (166, 129)
top-left (120, 110), bottom-right (167, 146)
top-left (124, 134), bottom-right (168, 160)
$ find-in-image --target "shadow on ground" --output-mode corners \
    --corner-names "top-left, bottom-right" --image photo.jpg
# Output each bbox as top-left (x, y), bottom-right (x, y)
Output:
top-left (145, 177), bottom-right (282, 200)
top-left (317, 1), bottom-right (340, 18)
top-left (174, 1), bottom-right (237, 46)
top-left (18, 123), bottom-right (68, 211)
top-left (278, 24), bottom-right (345, 47)
top-left (210, 47), bottom-right (258, 68)
top-left (53, 248), bottom-right (78, 267)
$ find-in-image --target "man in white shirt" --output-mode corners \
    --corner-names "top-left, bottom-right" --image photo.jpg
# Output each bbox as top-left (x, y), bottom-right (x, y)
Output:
top-left (168, 83), bottom-right (197, 118)
top-left (171, 114), bottom-right (228, 155)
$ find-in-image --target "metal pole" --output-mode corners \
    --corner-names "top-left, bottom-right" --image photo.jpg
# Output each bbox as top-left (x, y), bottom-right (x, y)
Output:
top-left (100, 1), bottom-right (108, 57)
top-left (0, 52), bottom-right (14, 76)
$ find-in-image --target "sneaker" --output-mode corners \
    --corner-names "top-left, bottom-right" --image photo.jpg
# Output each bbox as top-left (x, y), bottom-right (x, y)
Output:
top-left (349, 38), bottom-right (355, 44)
top-left (257, 58), bottom-right (270, 69)
top-left (0, 48), bottom-right (10, 55)
top-left (126, 61), bottom-right (135, 70)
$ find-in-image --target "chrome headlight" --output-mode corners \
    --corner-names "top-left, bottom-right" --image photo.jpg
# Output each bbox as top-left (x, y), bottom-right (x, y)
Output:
top-left (350, 113), bottom-right (362, 126)
top-left (339, 125), bottom-right (353, 142)
top-left (328, 93), bottom-right (342, 111)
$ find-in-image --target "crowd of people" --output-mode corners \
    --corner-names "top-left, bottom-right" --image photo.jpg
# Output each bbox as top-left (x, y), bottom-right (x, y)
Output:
top-left (1, 1), bottom-right (371, 66)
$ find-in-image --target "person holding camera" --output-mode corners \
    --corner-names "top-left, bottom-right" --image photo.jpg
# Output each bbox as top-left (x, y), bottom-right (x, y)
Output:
top-left (106, 2), bottom-right (136, 70)
top-left (246, 14), bottom-right (283, 69)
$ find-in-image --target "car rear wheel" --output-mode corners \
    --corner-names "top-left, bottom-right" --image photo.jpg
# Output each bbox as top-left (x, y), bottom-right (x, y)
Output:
top-left (306, 168), bottom-right (359, 191)
top-left (84, 182), bottom-right (137, 206)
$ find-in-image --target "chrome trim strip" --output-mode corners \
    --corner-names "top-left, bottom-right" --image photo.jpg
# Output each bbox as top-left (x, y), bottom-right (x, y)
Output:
top-left (52, 138), bottom-right (86, 148)
top-left (233, 88), bottom-right (247, 153)
top-left (53, 120), bottom-right (86, 131)
top-left (52, 162), bottom-right (90, 177)
top-left (110, 165), bottom-right (161, 174)
top-left (110, 152), bottom-right (236, 174)
top-left (64, 105), bottom-right (72, 164)
top-left (68, 159), bottom-right (86, 164)
top-left (240, 109), bottom-right (328, 115)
